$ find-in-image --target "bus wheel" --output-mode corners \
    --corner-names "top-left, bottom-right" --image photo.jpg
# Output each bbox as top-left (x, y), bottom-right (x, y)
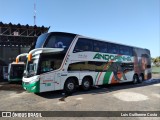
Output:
top-left (64, 78), bottom-right (76, 95)
top-left (133, 74), bottom-right (138, 84)
top-left (138, 74), bottom-right (144, 83)
top-left (82, 77), bottom-right (91, 91)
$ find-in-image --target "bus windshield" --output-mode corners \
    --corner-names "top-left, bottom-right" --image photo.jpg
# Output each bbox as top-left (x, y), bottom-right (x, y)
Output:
top-left (35, 33), bottom-right (49, 48)
top-left (26, 57), bottom-right (39, 77)
top-left (25, 53), bottom-right (65, 77)
top-left (35, 32), bottom-right (75, 50)
top-left (9, 64), bottom-right (24, 79)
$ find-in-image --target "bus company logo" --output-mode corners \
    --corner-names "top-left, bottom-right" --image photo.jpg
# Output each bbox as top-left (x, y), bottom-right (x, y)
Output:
top-left (93, 53), bottom-right (132, 62)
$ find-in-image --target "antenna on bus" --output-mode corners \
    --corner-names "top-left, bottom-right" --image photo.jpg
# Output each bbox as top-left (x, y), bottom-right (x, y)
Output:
top-left (34, 0), bottom-right (36, 25)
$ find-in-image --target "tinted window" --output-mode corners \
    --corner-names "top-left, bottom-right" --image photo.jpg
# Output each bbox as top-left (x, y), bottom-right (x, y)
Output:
top-left (45, 35), bottom-right (74, 49)
top-left (68, 61), bottom-right (95, 71)
top-left (26, 58), bottom-right (39, 77)
top-left (38, 53), bottom-right (65, 74)
top-left (35, 33), bottom-right (48, 48)
top-left (106, 62), bottom-right (134, 73)
top-left (10, 65), bottom-right (24, 79)
top-left (119, 45), bottom-right (132, 56)
top-left (121, 63), bottom-right (134, 71)
top-left (68, 61), bottom-right (110, 72)
top-left (108, 43), bottom-right (119, 54)
top-left (68, 62), bottom-right (84, 71)
top-left (94, 41), bottom-right (108, 53)
top-left (95, 62), bottom-right (107, 72)
top-left (73, 38), bottom-right (93, 52)
top-left (35, 33), bottom-right (76, 50)
top-left (129, 47), bottom-right (133, 56)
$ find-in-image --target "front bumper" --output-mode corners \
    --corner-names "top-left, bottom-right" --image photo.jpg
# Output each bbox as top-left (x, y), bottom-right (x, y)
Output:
top-left (22, 80), bottom-right (40, 93)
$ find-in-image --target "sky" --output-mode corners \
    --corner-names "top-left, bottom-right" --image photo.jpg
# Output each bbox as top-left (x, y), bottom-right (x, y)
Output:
top-left (0, 0), bottom-right (159, 57)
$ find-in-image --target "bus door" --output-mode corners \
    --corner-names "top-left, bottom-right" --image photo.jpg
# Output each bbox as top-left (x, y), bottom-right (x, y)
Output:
top-left (40, 72), bottom-right (61, 92)
top-left (54, 72), bottom-right (61, 90)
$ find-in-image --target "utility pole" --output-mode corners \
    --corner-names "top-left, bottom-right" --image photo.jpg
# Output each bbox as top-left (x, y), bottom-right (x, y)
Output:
top-left (34, 0), bottom-right (36, 25)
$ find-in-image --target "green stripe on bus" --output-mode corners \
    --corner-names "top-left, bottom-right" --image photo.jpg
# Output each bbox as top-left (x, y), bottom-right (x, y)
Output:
top-left (103, 72), bottom-right (112, 84)
top-left (95, 72), bottom-right (99, 85)
top-left (22, 80), bottom-right (40, 93)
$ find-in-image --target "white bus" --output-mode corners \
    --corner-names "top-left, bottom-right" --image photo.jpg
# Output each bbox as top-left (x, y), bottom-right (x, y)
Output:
top-left (22, 32), bottom-right (151, 94)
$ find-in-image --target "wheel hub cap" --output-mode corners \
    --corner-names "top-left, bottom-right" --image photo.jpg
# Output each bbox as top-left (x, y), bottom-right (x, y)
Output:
top-left (68, 83), bottom-right (74, 90)
top-left (84, 81), bottom-right (89, 88)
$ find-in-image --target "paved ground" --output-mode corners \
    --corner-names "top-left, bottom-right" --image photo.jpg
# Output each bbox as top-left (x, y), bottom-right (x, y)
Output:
top-left (0, 74), bottom-right (160, 120)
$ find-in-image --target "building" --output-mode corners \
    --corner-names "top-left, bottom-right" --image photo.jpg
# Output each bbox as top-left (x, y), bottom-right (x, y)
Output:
top-left (0, 22), bottom-right (49, 80)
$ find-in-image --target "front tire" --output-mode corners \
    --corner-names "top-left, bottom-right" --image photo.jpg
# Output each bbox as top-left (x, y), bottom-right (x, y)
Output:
top-left (133, 75), bottom-right (138, 84)
top-left (64, 78), bottom-right (76, 95)
top-left (81, 77), bottom-right (91, 91)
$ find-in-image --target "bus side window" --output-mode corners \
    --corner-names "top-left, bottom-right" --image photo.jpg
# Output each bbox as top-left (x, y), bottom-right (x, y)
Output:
top-left (119, 46), bottom-right (133, 56)
top-left (93, 41), bottom-right (99, 52)
top-left (100, 43), bottom-right (108, 53)
top-left (73, 40), bottom-right (82, 52)
top-left (93, 41), bottom-right (108, 53)
top-left (95, 62), bottom-right (106, 72)
top-left (129, 47), bottom-right (133, 56)
top-left (83, 45), bottom-right (89, 51)
top-left (73, 38), bottom-right (93, 52)
top-left (94, 47), bottom-right (100, 52)
top-left (108, 43), bottom-right (119, 54)
top-left (119, 45), bottom-right (127, 55)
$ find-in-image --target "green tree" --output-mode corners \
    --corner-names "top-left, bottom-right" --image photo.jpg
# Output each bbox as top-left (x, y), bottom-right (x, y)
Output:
top-left (153, 56), bottom-right (160, 67)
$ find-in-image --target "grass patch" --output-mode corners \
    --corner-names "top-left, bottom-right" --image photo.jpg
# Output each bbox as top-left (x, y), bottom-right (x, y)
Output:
top-left (152, 66), bottom-right (160, 74)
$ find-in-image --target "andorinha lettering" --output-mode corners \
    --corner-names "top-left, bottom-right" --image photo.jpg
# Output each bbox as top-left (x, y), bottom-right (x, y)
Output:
top-left (93, 53), bottom-right (132, 62)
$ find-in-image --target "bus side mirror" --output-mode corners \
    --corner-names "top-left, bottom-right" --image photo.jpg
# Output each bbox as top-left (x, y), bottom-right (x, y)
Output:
top-left (28, 54), bottom-right (32, 61)
top-left (16, 58), bottom-right (19, 63)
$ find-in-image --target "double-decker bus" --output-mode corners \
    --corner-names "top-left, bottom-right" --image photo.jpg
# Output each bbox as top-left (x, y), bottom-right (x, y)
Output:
top-left (22, 32), bottom-right (151, 94)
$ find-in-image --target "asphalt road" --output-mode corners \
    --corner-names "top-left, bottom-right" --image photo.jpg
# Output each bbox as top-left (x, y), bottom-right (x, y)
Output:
top-left (0, 74), bottom-right (160, 120)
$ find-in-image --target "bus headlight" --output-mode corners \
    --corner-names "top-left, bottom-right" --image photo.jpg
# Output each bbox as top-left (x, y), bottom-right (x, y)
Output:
top-left (31, 86), bottom-right (36, 90)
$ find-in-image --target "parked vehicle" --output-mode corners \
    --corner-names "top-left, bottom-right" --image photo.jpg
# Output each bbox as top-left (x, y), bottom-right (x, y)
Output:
top-left (22, 32), bottom-right (151, 94)
top-left (8, 62), bottom-right (25, 82)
